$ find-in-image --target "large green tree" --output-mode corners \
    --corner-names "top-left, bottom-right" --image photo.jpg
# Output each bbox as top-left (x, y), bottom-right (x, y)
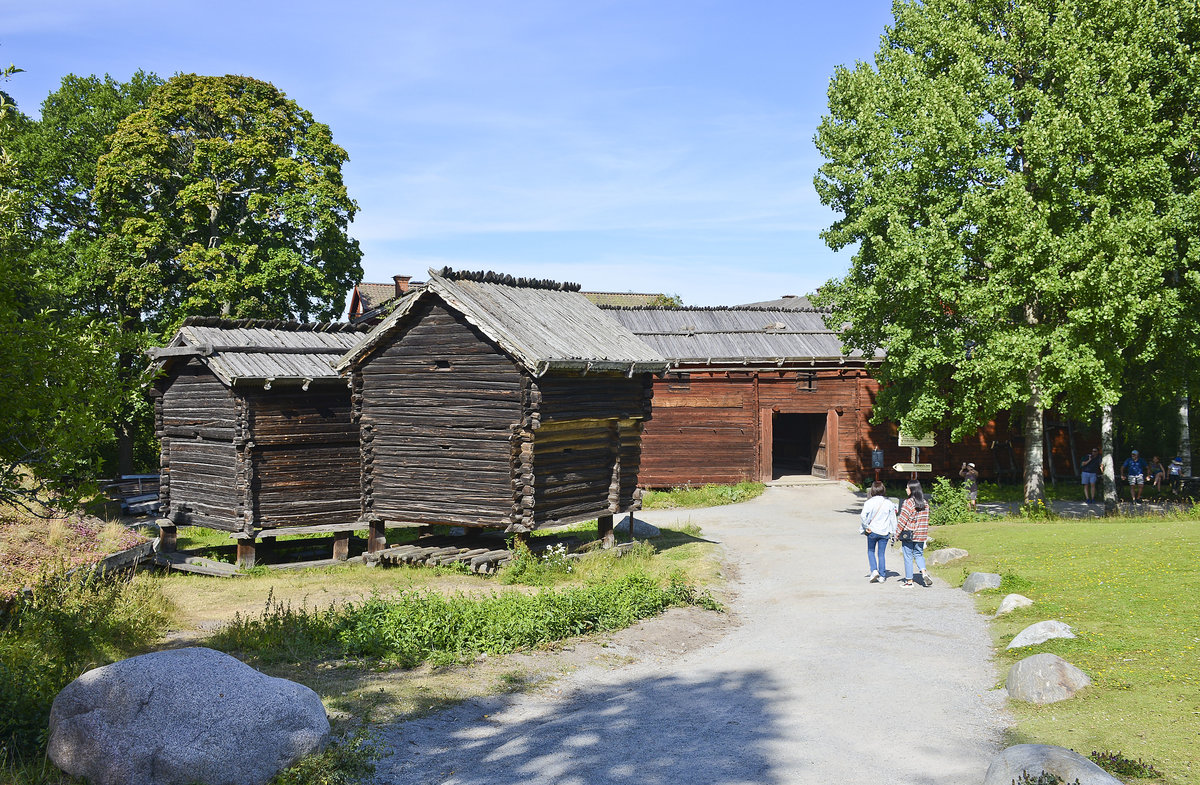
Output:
top-left (93, 73), bottom-right (363, 334)
top-left (0, 68), bottom-right (123, 508)
top-left (814, 0), bottom-right (1199, 503)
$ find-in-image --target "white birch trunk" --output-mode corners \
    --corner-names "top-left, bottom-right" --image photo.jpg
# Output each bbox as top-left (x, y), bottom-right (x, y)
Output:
top-left (1178, 393), bottom-right (1191, 476)
top-left (1101, 404), bottom-right (1118, 513)
top-left (1023, 372), bottom-right (1046, 504)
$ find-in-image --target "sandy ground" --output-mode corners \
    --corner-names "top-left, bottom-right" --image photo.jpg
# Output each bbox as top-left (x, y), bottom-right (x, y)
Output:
top-left (373, 483), bottom-right (1011, 785)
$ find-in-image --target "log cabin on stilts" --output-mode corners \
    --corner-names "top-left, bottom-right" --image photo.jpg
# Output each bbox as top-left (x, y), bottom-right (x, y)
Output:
top-left (148, 317), bottom-right (369, 567)
top-left (335, 268), bottom-right (669, 549)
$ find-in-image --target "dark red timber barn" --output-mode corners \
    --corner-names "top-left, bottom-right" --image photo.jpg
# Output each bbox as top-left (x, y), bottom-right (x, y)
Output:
top-left (605, 301), bottom-right (888, 485)
top-left (335, 269), bottom-right (669, 546)
top-left (149, 317), bottom-right (368, 565)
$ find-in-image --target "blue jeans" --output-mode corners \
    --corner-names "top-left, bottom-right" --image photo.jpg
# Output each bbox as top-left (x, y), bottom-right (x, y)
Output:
top-left (901, 540), bottom-right (926, 580)
top-left (867, 533), bottom-right (888, 577)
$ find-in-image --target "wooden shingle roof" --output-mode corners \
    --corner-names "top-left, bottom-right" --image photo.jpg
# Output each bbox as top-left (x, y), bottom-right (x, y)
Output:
top-left (604, 307), bottom-right (883, 366)
top-left (337, 269), bottom-right (669, 375)
top-left (151, 317), bottom-right (369, 386)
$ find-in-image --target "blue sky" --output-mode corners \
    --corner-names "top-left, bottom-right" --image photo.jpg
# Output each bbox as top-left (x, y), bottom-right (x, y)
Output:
top-left (3, 0), bottom-right (896, 308)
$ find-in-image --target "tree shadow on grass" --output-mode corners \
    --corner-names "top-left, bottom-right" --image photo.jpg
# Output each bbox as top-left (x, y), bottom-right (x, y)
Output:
top-left (374, 668), bottom-right (786, 785)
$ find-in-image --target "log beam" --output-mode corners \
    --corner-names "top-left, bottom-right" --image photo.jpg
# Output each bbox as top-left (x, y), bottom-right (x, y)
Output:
top-left (333, 530), bottom-right (350, 561)
top-left (236, 539), bottom-right (256, 569)
top-left (598, 514), bottom-right (615, 549)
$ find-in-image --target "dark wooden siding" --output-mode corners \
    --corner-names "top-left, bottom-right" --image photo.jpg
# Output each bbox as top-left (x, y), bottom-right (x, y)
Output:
top-left (159, 359), bottom-right (241, 530)
top-left (357, 301), bottom-right (523, 526)
top-left (245, 389), bottom-right (359, 529)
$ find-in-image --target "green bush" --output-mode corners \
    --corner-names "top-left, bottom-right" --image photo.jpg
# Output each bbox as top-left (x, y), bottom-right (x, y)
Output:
top-left (929, 476), bottom-right (977, 526)
top-left (0, 570), bottom-right (169, 761)
top-left (211, 570), bottom-right (720, 668)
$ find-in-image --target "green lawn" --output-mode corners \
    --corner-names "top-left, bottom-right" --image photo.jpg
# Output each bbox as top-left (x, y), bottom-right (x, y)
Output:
top-left (932, 516), bottom-right (1200, 785)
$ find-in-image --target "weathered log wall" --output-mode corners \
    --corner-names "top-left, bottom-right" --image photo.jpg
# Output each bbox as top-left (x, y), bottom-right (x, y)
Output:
top-left (158, 359), bottom-right (241, 530)
top-left (356, 301), bottom-right (524, 526)
top-left (244, 389), bottom-right (359, 530)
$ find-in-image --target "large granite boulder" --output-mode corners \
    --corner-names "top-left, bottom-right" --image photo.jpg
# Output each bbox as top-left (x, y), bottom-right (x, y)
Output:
top-left (983, 744), bottom-right (1123, 785)
top-left (1008, 619), bottom-right (1076, 649)
top-left (961, 572), bottom-right (1002, 593)
top-left (995, 593), bottom-right (1034, 616)
top-left (1006, 652), bottom-right (1091, 704)
top-left (619, 515), bottom-right (661, 538)
top-left (48, 647), bottom-right (329, 785)
top-left (928, 547), bottom-right (968, 566)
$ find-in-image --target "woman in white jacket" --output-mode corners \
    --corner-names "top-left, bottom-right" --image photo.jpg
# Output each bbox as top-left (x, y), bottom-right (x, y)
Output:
top-left (859, 480), bottom-right (896, 583)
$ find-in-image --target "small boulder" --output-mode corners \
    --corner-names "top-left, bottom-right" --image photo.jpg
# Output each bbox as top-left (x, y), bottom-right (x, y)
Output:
top-left (995, 593), bottom-right (1034, 616)
top-left (961, 572), bottom-right (1002, 593)
top-left (983, 744), bottom-right (1123, 785)
top-left (928, 547), bottom-right (968, 566)
top-left (619, 515), bottom-right (661, 538)
top-left (1008, 619), bottom-right (1076, 649)
top-left (1006, 652), bottom-right (1091, 704)
top-left (48, 647), bottom-right (329, 785)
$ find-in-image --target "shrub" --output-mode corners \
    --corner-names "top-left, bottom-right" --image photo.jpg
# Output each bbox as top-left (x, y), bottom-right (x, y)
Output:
top-left (211, 570), bottom-right (721, 668)
top-left (0, 570), bottom-right (169, 761)
top-left (270, 729), bottom-right (378, 785)
top-left (1087, 750), bottom-right (1162, 779)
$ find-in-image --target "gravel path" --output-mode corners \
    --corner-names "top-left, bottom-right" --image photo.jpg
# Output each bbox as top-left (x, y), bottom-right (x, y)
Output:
top-left (374, 484), bottom-right (1010, 785)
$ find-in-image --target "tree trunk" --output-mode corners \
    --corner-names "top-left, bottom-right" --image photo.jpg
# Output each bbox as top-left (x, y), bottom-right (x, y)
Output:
top-left (116, 421), bottom-right (135, 476)
top-left (1178, 392), bottom-right (1191, 475)
top-left (1022, 374), bottom-right (1046, 505)
top-left (1101, 404), bottom-right (1118, 514)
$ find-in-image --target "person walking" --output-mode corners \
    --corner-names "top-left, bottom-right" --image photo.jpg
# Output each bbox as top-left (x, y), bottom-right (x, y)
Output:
top-left (1120, 449), bottom-right (1148, 504)
top-left (894, 480), bottom-right (931, 587)
top-left (1080, 447), bottom-right (1101, 503)
top-left (859, 480), bottom-right (896, 583)
top-left (959, 462), bottom-right (979, 511)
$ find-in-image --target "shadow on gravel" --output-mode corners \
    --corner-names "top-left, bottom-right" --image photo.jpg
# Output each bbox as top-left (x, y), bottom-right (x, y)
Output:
top-left (377, 669), bottom-right (785, 785)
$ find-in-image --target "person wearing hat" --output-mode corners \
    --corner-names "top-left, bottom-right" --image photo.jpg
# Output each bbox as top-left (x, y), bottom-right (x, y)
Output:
top-left (1120, 449), bottom-right (1148, 504)
top-left (959, 461), bottom-right (979, 511)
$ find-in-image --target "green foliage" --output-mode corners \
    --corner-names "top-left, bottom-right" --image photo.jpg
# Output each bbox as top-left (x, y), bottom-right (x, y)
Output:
top-left (1018, 498), bottom-right (1057, 521)
top-left (94, 73), bottom-right (362, 333)
top-left (642, 482), bottom-right (764, 509)
top-left (1087, 750), bottom-right (1162, 779)
top-left (269, 729), bottom-right (379, 785)
top-left (928, 476), bottom-right (987, 526)
top-left (813, 0), bottom-right (1200, 502)
top-left (500, 540), bottom-right (574, 586)
top-left (210, 571), bottom-right (719, 668)
top-left (0, 570), bottom-right (169, 761)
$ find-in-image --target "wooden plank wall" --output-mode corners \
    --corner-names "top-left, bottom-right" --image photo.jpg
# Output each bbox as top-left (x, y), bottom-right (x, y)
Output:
top-left (525, 373), bottom-right (651, 525)
top-left (356, 300), bottom-right (524, 526)
top-left (245, 389), bottom-right (359, 530)
top-left (640, 368), bottom-right (1097, 487)
top-left (158, 360), bottom-right (241, 530)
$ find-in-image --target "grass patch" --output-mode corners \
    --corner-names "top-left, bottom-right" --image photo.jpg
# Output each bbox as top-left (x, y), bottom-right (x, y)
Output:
top-left (0, 570), bottom-right (171, 773)
top-left (209, 570), bottom-right (719, 669)
top-left (642, 482), bottom-right (764, 509)
top-left (933, 515), bottom-right (1199, 785)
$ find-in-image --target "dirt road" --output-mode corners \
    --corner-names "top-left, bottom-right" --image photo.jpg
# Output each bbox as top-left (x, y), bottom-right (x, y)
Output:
top-left (374, 483), bottom-right (1010, 784)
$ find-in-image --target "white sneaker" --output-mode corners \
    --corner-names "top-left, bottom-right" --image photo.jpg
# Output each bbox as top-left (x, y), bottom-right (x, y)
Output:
top-left (869, 570), bottom-right (880, 583)
top-left (879, 575), bottom-right (887, 583)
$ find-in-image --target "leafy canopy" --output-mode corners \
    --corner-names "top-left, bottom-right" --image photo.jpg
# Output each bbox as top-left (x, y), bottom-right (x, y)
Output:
top-left (93, 73), bottom-right (363, 336)
top-left (813, 0), bottom-right (1198, 440)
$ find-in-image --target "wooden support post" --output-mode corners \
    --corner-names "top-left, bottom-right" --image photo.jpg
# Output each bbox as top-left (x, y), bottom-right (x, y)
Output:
top-left (236, 539), bottom-right (256, 569)
top-left (156, 521), bottom-right (177, 553)
top-left (598, 514), bottom-right (615, 549)
top-left (333, 530), bottom-right (350, 561)
top-left (367, 519), bottom-right (386, 553)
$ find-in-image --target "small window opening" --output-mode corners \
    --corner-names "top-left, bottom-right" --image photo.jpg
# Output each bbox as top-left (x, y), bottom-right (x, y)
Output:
top-left (796, 372), bottom-right (816, 391)
top-left (433, 359), bottom-right (451, 371)
top-left (667, 372), bottom-right (691, 392)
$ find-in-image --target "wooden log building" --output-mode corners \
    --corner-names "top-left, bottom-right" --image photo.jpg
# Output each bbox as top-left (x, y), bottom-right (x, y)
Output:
top-left (149, 317), bottom-right (368, 564)
top-left (335, 268), bottom-right (669, 545)
top-left (607, 303), bottom-right (1094, 486)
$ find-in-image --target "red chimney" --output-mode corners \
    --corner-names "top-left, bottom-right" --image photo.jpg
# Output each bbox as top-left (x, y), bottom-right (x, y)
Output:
top-left (394, 275), bottom-right (412, 297)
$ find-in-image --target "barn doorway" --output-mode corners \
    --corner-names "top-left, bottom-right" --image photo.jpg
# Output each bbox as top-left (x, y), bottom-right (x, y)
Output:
top-left (772, 413), bottom-right (828, 478)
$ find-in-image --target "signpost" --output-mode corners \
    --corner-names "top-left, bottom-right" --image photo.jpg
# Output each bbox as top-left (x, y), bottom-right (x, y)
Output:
top-left (897, 430), bottom-right (936, 477)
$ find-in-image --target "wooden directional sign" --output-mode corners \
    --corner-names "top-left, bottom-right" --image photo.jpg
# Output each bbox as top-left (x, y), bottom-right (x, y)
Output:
top-left (893, 462), bottom-right (933, 473)
top-left (898, 432), bottom-right (936, 447)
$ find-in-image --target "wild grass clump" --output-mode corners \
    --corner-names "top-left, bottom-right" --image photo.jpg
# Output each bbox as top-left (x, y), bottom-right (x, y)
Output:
top-left (0, 570), bottom-right (170, 765)
top-left (269, 729), bottom-right (379, 785)
top-left (1087, 750), bottom-right (1162, 779)
top-left (211, 571), bottom-right (719, 668)
top-left (500, 540), bottom-right (574, 586)
top-left (642, 482), bottom-right (764, 509)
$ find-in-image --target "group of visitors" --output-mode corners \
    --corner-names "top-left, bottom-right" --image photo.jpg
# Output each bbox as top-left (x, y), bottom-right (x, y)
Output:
top-left (1081, 447), bottom-right (1186, 503)
top-left (858, 480), bottom-right (932, 587)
